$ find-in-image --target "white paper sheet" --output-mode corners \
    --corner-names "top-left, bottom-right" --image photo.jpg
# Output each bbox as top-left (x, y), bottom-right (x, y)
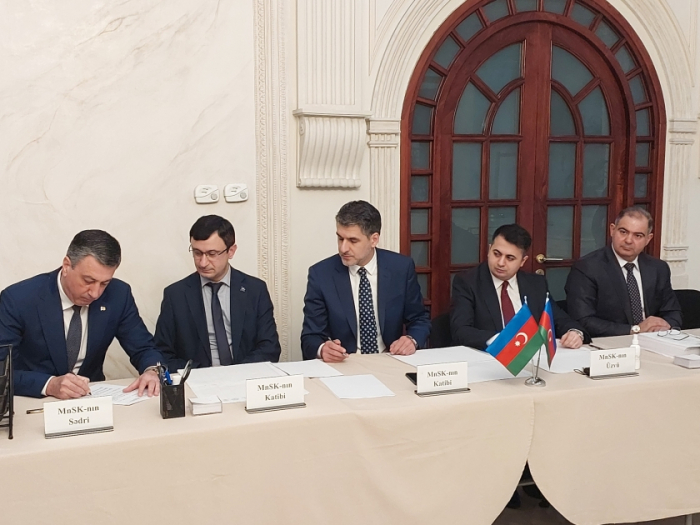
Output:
top-left (638, 332), bottom-right (700, 358)
top-left (391, 346), bottom-right (493, 367)
top-left (319, 374), bottom-right (395, 399)
top-left (468, 360), bottom-right (532, 383)
top-left (89, 383), bottom-right (152, 406)
top-left (271, 360), bottom-right (343, 378)
top-left (532, 348), bottom-right (591, 374)
top-left (186, 362), bottom-right (286, 404)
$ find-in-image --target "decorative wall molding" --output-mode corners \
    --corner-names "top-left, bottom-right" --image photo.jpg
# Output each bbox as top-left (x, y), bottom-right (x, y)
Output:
top-left (368, 118), bottom-right (401, 250)
top-left (294, 111), bottom-right (369, 188)
top-left (254, 0), bottom-right (291, 361)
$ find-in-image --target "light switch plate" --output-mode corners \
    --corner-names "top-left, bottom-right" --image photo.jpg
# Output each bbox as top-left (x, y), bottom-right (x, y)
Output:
top-left (224, 183), bottom-right (248, 203)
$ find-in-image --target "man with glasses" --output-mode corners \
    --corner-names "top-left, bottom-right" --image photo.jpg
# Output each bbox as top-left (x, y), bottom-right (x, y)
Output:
top-left (155, 215), bottom-right (280, 370)
top-left (565, 206), bottom-right (682, 337)
top-left (0, 230), bottom-right (162, 399)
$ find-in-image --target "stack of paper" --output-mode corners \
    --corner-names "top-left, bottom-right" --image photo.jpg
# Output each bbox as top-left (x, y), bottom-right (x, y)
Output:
top-left (186, 362), bottom-right (286, 403)
top-left (190, 396), bottom-right (223, 415)
top-left (639, 332), bottom-right (700, 358)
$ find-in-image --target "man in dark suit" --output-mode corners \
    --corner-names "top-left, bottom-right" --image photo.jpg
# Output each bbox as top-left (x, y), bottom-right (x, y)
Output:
top-left (155, 215), bottom-right (280, 370)
top-left (451, 224), bottom-right (589, 350)
top-left (0, 230), bottom-right (162, 399)
top-left (301, 200), bottom-right (430, 362)
top-left (565, 206), bottom-right (681, 337)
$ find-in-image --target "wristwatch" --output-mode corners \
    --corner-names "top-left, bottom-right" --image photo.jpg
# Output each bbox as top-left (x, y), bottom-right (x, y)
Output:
top-left (568, 329), bottom-right (584, 340)
top-left (630, 325), bottom-right (641, 335)
top-left (406, 335), bottom-right (419, 350)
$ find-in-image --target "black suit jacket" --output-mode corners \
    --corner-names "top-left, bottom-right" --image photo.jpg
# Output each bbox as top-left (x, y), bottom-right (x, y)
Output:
top-left (565, 246), bottom-right (682, 337)
top-left (301, 249), bottom-right (430, 360)
top-left (450, 262), bottom-right (589, 350)
top-left (155, 267), bottom-right (281, 370)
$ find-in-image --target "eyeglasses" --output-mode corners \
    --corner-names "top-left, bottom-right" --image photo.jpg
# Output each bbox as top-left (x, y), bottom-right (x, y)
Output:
top-left (189, 246), bottom-right (229, 260)
top-left (657, 328), bottom-right (688, 341)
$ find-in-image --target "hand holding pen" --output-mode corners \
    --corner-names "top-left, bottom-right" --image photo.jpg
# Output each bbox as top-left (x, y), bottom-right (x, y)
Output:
top-left (321, 338), bottom-right (348, 363)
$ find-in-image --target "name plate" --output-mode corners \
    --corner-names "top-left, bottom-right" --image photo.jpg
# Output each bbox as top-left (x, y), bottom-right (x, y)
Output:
top-left (416, 362), bottom-right (470, 396)
top-left (590, 347), bottom-right (637, 378)
top-left (246, 375), bottom-right (305, 413)
top-left (44, 396), bottom-right (113, 439)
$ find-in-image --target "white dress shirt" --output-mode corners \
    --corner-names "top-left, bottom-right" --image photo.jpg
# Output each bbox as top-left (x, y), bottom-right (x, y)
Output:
top-left (612, 249), bottom-right (646, 317)
top-left (200, 265), bottom-right (232, 366)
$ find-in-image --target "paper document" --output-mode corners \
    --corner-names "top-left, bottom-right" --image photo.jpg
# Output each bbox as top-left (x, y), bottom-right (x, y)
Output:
top-left (469, 360), bottom-right (532, 382)
top-left (89, 383), bottom-right (152, 406)
top-left (271, 360), bottom-right (343, 378)
top-left (533, 349), bottom-right (591, 374)
top-left (638, 332), bottom-right (700, 358)
top-left (186, 362), bottom-right (286, 404)
top-left (391, 346), bottom-right (493, 367)
top-left (320, 374), bottom-right (395, 399)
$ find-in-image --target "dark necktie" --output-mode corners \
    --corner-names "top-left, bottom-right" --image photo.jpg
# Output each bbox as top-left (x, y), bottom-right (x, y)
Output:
top-left (501, 281), bottom-right (516, 326)
top-left (206, 282), bottom-right (233, 365)
top-left (66, 305), bottom-right (82, 372)
top-left (624, 262), bottom-right (644, 325)
top-left (358, 267), bottom-right (379, 354)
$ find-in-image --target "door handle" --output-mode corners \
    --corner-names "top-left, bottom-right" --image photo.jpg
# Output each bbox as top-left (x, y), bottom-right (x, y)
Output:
top-left (535, 254), bottom-right (564, 264)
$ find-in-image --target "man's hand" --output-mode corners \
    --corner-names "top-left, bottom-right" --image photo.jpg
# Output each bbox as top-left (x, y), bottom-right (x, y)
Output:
top-left (639, 316), bottom-right (671, 333)
top-left (320, 339), bottom-right (348, 363)
top-left (389, 336), bottom-right (417, 356)
top-left (560, 330), bottom-right (583, 349)
top-left (124, 369), bottom-right (160, 397)
top-left (46, 373), bottom-right (91, 399)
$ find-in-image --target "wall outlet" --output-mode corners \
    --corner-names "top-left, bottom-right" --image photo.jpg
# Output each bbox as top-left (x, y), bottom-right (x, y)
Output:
top-left (194, 185), bottom-right (219, 204)
top-left (224, 183), bottom-right (248, 202)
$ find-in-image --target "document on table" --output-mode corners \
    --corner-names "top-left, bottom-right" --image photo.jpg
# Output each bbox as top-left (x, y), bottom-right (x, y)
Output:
top-left (468, 360), bottom-right (532, 382)
top-left (532, 348), bottom-right (591, 374)
top-left (271, 360), bottom-right (342, 378)
top-left (391, 346), bottom-right (493, 366)
top-left (638, 332), bottom-right (700, 358)
top-left (89, 383), bottom-right (152, 406)
top-left (186, 362), bottom-right (286, 404)
top-left (320, 374), bottom-right (395, 399)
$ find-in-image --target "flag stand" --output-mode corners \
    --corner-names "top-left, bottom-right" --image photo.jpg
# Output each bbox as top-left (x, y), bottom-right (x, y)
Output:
top-left (525, 347), bottom-right (546, 387)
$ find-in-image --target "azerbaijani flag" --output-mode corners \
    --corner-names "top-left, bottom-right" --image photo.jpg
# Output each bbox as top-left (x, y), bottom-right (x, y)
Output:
top-left (486, 302), bottom-right (545, 376)
top-left (539, 295), bottom-right (557, 367)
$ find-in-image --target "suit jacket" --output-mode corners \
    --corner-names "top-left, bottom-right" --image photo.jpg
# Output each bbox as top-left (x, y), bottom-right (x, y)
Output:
top-left (0, 269), bottom-right (162, 398)
top-left (155, 267), bottom-right (281, 370)
top-left (450, 262), bottom-right (589, 350)
top-left (565, 246), bottom-right (682, 337)
top-left (301, 249), bottom-right (430, 360)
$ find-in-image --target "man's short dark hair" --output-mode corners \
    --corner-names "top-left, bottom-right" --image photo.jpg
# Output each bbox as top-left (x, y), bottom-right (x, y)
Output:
top-left (615, 206), bottom-right (654, 233)
top-left (66, 230), bottom-right (121, 268)
top-left (189, 215), bottom-right (236, 248)
top-left (335, 201), bottom-right (382, 237)
top-left (492, 224), bottom-right (532, 253)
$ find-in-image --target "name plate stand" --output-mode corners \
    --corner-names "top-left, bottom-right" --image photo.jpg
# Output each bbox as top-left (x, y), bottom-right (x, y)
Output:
top-left (415, 362), bottom-right (470, 397)
top-left (589, 348), bottom-right (638, 379)
top-left (246, 375), bottom-right (306, 413)
top-left (44, 396), bottom-right (114, 439)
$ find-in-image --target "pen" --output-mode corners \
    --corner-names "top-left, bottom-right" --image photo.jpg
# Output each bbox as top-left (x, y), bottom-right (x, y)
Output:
top-left (180, 359), bottom-right (193, 384)
top-left (327, 337), bottom-right (348, 356)
top-left (26, 408), bottom-right (43, 414)
top-left (164, 370), bottom-right (173, 386)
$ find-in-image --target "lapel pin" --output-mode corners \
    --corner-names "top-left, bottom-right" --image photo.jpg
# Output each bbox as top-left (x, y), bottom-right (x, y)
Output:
top-left (100, 306), bottom-right (106, 311)
top-left (240, 286), bottom-right (246, 292)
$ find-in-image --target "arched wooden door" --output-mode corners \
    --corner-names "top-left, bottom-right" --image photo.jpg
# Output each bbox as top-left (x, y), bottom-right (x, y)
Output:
top-left (402, 0), bottom-right (665, 317)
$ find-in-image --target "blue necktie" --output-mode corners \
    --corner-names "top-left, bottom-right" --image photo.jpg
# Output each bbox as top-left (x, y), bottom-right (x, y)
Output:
top-left (206, 282), bottom-right (233, 365)
top-left (358, 267), bottom-right (379, 354)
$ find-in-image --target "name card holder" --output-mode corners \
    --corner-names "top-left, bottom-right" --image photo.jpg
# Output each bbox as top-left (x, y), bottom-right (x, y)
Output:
top-left (246, 375), bottom-right (305, 413)
top-left (415, 362), bottom-right (470, 397)
top-left (44, 396), bottom-right (113, 439)
top-left (589, 347), bottom-right (638, 379)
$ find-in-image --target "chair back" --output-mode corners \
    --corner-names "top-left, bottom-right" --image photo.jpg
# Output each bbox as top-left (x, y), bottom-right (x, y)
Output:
top-left (674, 289), bottom-right (700, 330)
top-left (430, 312), bottom-right (454, 348)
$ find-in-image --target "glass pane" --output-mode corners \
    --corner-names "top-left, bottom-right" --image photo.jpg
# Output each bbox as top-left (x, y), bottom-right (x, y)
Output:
top-left (636, 109), bottom-right (650, 136)
top-left (417, 274), bottom-right (429, 299)
top-left (571, 3), bottom-right (596, 27)
top-left (434, 36), bottom-right (460, 69)
top-left (595, 21), bottom-right (619, 48)
top-left (547, 206), bottom-right (573, 259)
top-left (546, 267), bottom-right (570, 302)
top-left (543, 0), bottom-right (566, 14)
top-left (419, 69), bottom-right (443, 100)
top-left (550, 91), bottom-right (576, 136)
top-left (583, 143), bottom-right (610, 198)
top-left (411, 241), bottom-right (429, 267)
top-left (488, 207), bottom-right (517, 240)
top-left (515, 0), bottom-right (537, 11)
top-left (492, 88), bottom-right (520, 135)
top-left (412, 104), bottom-right (433, 135)
top-left (615, 46), bottom-right (636, 74)
top-left (629, 75), bottom-right (647, 105)
top-left (453, 143), bottom-right (482, 200)
top-left (552, 47), bottom-right (593, 97)
top-left (476, 43), bottom-right (522, 95)
top-left (483, 0), bottom-right (510, 22)
top-left (411, 209), bottom-right (429, 235)
top-left (548, 143), bottom-right (576, 199)
top-left (579, 87), bottom-right (610, 136)
top-left (411, 142), bottom-right (430, 169)
top-left (635, 173), bottom-right (648, 198)
top-left (581, 205), bottom-right (608, 256)
top-left (456, 13), bottom-right (483, 42)
top-left (455, 83), bottom-right (491, 134)
top-left (411, 176), bottom-right (430, 202)
top-left (489, 142), bottom-right (518, 199)
top-left (451, 208), bottom-right (480, 264)
top-left (636, 143), bottom-right (650, 167)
